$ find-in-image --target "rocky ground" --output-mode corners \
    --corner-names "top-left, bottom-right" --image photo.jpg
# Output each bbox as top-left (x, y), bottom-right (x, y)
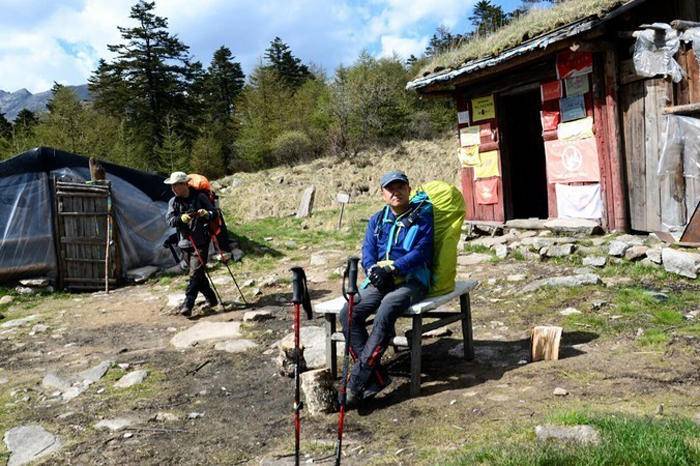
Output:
top-left (1, 200), bottom-right (699, 465)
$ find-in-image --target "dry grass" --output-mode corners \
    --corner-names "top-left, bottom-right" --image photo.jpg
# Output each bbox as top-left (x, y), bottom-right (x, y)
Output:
top-left (417, 0), bottom-right (630, 79)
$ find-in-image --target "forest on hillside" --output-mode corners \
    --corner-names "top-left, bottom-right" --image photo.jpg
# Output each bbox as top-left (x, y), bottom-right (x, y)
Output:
top-left (0, 0), bottom-right (557, 177)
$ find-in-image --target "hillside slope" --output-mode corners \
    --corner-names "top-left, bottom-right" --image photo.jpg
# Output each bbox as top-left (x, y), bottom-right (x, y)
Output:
top-left (217, 135), bottom-right (462, 220)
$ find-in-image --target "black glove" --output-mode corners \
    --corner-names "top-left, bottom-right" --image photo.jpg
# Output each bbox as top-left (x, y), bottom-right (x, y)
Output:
top-left (369, 266), bottom-right (395, 294)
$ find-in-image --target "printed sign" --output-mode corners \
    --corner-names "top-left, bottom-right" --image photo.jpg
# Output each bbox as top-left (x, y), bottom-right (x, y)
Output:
top-left (471, 95), bottom-right (496, 121)
top-left (557, 117), bottom-right (594, 140)
top-left (458, 146), bottom-right (480, 167)
top-left (545, 137), bottom-right (600, 183)
top-left (459, 126), bottom-right (481, 147)
top-left (540, 80), bottom-right (562, 102)
top-left (564, 74), bottom-right (590, 96)
top-left (555, 183), bottom-right (602, 219)
top-left (559, 95), bottom-right (586, 122)
top-left (556, 50), bottom-right (593, 79)
top-left (336, 192), bottom-right (350, 204)
top-left (473, 150), bottom-right (500, 179)
top-left (475, 178), bottom-right (499, 205)
top-left (457, 111), bottom-right (470, 125)
top-left (479, 123), bottom-right (496, 142)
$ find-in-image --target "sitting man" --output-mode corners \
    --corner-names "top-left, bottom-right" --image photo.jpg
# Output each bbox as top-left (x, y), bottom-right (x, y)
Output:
top-left (340, 170), bottom-right (433, 405)
top-left (165, 171), bottom-right (219, 316)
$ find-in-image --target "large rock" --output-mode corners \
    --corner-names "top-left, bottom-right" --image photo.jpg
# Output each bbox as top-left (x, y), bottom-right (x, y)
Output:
top-left (301, 368), bottom-right (337, 416)
top-left (542, 218), bottom-right (603, 235)
top-left (458, 253), bottom-right (492, 266)
top-left (296, 185), bottom-right (316, 218)
top-left (214, 339), bottom-right (258, 353)
top-left (646, 247), bottom-right (663, 264)
top-left (42, 360), bottom-right (112, 401)
top-left (4, 424), bottom-right (62, 466)
top-left (522, 274), bottom-right (602, 292)
top-left (126, 266), bottom-right (159, 283)
top-left (170, 321), bottom-right (242, 349)
top-left (662, 248), bottom-right (700, 279)
top-left (582, 256), bottom-right (607, 268)
top-left (1, 315), bottom-right (37, 328)
top-left (243, 310), bottom-right (274, 322)
top-left (19, 278), bottom-right (50, 288)
top-left (493, 243), bottom-right (509, 259)
top-left (608, 241), bottom-right (630, 257)
top-left (535, 425), bottom-right (600, 445)
top-left (544, 244), bottom-right (574, 258)
top-left (277, 326), bottom-right (336, 372)
top-left (114, 370), bottom-right (148, 388)
top-left (0, 295), bottom-right (14, 305)
top-left (624, 245), bottom-right (648, 261)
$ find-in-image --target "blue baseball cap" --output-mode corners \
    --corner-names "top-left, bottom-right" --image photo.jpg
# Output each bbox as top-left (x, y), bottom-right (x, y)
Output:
top-left (380, 170), bottom-right (409, 188)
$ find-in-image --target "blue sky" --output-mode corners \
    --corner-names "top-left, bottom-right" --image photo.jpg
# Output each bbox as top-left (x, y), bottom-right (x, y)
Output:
top-left (0, 0), bottom-right (528, 93)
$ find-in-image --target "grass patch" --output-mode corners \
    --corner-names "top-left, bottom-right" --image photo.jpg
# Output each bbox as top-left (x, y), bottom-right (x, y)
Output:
top-left (448, 411), bottom-right (700, 466)
top-left (598, 261), bottom-right (675, 281)
top-left (637, 328), bottom-right (671, 347)
top-left (463, 243), bottom-right (493, 255)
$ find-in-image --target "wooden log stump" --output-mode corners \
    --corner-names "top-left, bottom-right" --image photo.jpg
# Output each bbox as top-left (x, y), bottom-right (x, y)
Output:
top-left (530, 325), bottom-right (562, 362)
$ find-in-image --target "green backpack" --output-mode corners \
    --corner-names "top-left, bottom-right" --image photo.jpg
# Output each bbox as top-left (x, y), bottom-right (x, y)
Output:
top-left (412, 181), bottom-right (466, 297)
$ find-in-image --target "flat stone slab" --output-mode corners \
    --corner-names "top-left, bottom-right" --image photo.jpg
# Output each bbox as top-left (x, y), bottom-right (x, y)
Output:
top-left (243, 310), bottom-right (274, 322)
top-left (4, 424), bottom-right (62, 466)
top-left (170, 321), bottom-right (242, 349)
top-left (1, 315), bottom-right (38, 328)
top-left (662, 247), bottom-right (700, 279)
top-left (214, 339), bottom-right (258, 353)
top-left (114, 370), bottom-right (148, 388)
top-left (522, 274), bottom-right (602, 292)
top-left (458, 253), bottom-right (492, 266)
top-left (95, 418), bottom-right (135, 431)
top-left (127, 266), bottom-right (159, 283)
top-left (42, 360), bottom-right (112, 401)
top-left (582, 256), bottom-right (607, 267)
top-left (277, 326), bottom-right (330, 369)
top-left (19, 278), bottom-right (50, 287)
top-left (535, 424), bottom-right (600, 445)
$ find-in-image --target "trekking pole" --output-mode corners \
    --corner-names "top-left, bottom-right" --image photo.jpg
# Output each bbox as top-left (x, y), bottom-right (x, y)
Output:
top-left (335, 256), bottom-right (360, 466)
top-left (211, 235), bottom-right (248, 305)
top-left (187, 234), bottom-right (223, 307)
top-left (291, 267), bottom-right (313, 466)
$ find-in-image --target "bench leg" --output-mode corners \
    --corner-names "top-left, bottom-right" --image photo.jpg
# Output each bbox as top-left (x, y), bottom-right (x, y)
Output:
top-left (460, 293), bottom-right (475, 361)
top-left (325, 313), bottom-right (337, 378)
top-left (410, 315), bottom-right (422, 397)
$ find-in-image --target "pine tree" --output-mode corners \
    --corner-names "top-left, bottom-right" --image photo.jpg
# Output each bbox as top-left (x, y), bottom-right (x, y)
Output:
top-left (14, 109), bottom-right (38, 130)
top-left (157, 115), bottom-right (190, 173)
top-left (0, 113), bottom-right (12, 140)
top-left (39, 83), bottom-right (86, 153)
top-left (425, 25), bottom-right (462, 57)
top-left (264, 37), bottom-right (312, 88)
top-left (469, 1), bottom-right (509, 36)
top-left (201, 46), bottom-right (245, 121)
top-left (190, 129), bottom-right (225, 179)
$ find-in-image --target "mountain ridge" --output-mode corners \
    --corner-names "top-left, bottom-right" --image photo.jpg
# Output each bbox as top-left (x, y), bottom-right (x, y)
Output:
top-left (0, 84), bottom-right (91, 121)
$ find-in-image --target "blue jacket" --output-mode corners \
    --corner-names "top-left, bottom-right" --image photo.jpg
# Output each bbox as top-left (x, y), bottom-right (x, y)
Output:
top-left (362, 199), bottom-right (434, 288)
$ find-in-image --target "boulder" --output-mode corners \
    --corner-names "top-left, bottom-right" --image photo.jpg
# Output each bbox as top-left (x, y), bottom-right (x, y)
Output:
top-left (300, 369), bottom-right (337, 416)
top-left (662, 248), bottom-right (700, 279)
top-left (582, 256), bottom-right (607, 268)
top-left (19, 278), bottom-right (50, 288)
top-left (522, 274), bottom-right (602, 292)
top-left (3, 424), bottom-right (62, 466)
top-left (0, 295), bottom-right (14, 305)
top-left (535, 425), bottom-right (600, 445)
top-left (624, 245), bottom-right (648, 261)
top-left (608, 241), bottom-right (630, 257)
top-left (458, 253), bottom-right (492, 266)
top-left (214, 339), bottom-right (258, 353)
top-left (646, 247), bottom-right (663, 264)
top-left (296, 185), bottom-right (316, 218)
top-left (544, 244), bottom-right (574, 258)
top-left (0, 316), bottom-right (37, 329)
top-left (170, 321), bottom-right (242, 349)
top-left (277, 326), bottom-right (336, 372)
top-left (15, 287), bottom-right (37, 296)
top-left (493, 243), bottom-right (509, 259)
top-left (243, 310), bottom-right (274, 322)
top-left (114, 370), bottom-right (148, 388)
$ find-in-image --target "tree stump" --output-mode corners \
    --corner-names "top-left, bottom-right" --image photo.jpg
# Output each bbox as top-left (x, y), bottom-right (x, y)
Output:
top-left (530, 325), bottom-right (562, 361)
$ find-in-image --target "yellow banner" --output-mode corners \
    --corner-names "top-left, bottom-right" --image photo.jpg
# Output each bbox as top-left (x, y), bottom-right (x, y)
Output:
top-left (471, 95), bottom-right (496, 121)
top-left (473, 150), bottom-right (500, 179)
top-left (458, 145), bottom-right (480, 167)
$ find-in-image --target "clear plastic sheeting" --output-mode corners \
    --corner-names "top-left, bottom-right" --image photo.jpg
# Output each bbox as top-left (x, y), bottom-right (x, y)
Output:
top-left (658, 115), bottom-right (700, 231)
top-left (633, 23), bottom-right (684, 83)
top-left (0, 173), bottom-right (57, 280)
top-left (50, 167), bottom-right (173, 271)
top-left (681, 27), bottom-right (700, 67)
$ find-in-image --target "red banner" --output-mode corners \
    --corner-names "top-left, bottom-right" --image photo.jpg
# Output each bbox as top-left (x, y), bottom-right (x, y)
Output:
top-left (475, 177), bottom-right (499, 205)
top-left (556, 50), bottom-right (593, 80)
top-left (540, 80), bottom-right (562, 102)
top-left (545, 137), bottom-right (600, 183)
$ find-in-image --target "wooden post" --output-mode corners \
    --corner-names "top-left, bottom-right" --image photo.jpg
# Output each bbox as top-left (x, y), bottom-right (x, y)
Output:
top-left (530, 325), bottom-right (562, 361)
top-left (336, 192), bottom-right (350, 229)
top-left (410, 315), bottom-right (423, 396)
top-left (325, 314), bottom-right (337, 378)
top-left (104, 185), bottom-right (112, 293)
top-left (460, 293), bottom-right (475, 361)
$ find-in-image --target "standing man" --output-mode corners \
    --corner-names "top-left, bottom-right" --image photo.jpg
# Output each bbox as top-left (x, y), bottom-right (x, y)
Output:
top-left (165, 171), bottom-right (219, 316)
top-left (340, 170), bottom-right (433, 405)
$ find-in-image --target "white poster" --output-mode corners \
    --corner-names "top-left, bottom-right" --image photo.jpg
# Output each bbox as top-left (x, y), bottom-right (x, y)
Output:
top-left (555, 183), bottom-right (602, 219)
top-left (457, 111), bottom-right (470, 125)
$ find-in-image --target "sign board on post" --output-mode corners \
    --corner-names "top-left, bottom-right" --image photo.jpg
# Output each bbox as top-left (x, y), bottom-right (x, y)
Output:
top-left (471, 95), bottom-right (496, 122)
top-left (336, 192), bottom-right (350, 229)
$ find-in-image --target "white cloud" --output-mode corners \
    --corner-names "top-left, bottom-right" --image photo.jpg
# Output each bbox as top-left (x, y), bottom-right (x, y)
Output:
top-left (379, 35), bottom-right (429, 59)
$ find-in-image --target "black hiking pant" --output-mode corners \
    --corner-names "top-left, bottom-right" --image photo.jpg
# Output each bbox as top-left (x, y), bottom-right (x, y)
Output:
top-left (184, 243), bottom-right (217, 309)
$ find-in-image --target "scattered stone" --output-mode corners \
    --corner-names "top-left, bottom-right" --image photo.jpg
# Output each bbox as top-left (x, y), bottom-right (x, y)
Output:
top-left (560, 307), bottom-right (581, 316)
top-left (277, 326), bottom-right (335, 373)
top-left (423, 327), bottom-right (453, 338)
top-left (469, 233), bottom-right (516, 248)
top-left (624, 245), bottom-right (648, 261)
top-left (211, 275), bottom-right (232, 286)
top-left (126, 266), bottom-right (159, 283)
top-left (123, 432), bottom-right (133, 439)
top-left (636, 328), bottom-right (645, 338)
top-left (251, 287), bottom-right (262, 296)
top-left (260, 275), bottom-right (279, 287)
top-left (231, 248), bottom-right (245, 262)
top-left (19, 278), bottom-right (49, 288)
top-left (309, 253), bottom-right (328, 266)
top-left (522, 274), bottom-right (601, 292)
top-left (1, 315), bottom-right (37, 328)
top-left (662, 248), bottom-right (700, 279)
top-left (243, 310), bottom-right (274, 322)
top-left (493, 244), bottom-right (508, 259)
top-left (646, 247), bottom-right (662, 264)
top-left (170, 321), bottom-right (242, 349)
top-left (616, 234), bottom-right (645, 245)
top-left (296, 185), bottom-right (316, 218)
top-left (608, 241), bottom-right (630, 257)
top-left (242, 279), bottom-right (255, 287)
top-left (300, 369), bottom-right (337, 416)
top-left (685, 310), bottom-right (699, 321)
top-left (118, 363), bottom-right (130, 370)
top-left (545, 244), bottom-right (575, 258)
top-left (42, 360), bottom-right (111, 401)
top-left (507, 273), bottom-right (526, 282)
top-left (553, 387), bottom-right (569, 396)
top-left (77, 360), bottom-right (112, 385)
top-left (583, 256), bottom-right (607, 268)
top-left (15, 286), bottom-right (37, 295)
top-left (151, 412), bottom-right (179, 423)
top-left (645, 291), bottom-right (669, 303)
top-left (3, 424), bottom-right (62, 466)
top-left (187, 412), bottom-right (204, 419)
top-left (114, 370), bottom-right (148, 389)
top-left (591, 300), bottom-right (608, 311)
top-left (535, 425), bottom-right (600, 445)
top-left (0, 295), bottom-right (14, 305)
top-left (284, 240), bottom-right (297, 249)
top-left (214, 339), bottom-right (257, 353)
top-left (29, 324), bottom-right (48, 335)
top-left (95, 418), bottom-right (134, 432)
top-left (458, 253), bottom-right (492, 266)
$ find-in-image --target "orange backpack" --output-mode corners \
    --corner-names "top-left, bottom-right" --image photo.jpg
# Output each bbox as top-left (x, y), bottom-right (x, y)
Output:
top-left (187, 173), bottom-right (222, 236)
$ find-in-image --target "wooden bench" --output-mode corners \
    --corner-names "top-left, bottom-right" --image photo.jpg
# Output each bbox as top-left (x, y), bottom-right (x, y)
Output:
top-left (314, 279), bottom-right (478, 396)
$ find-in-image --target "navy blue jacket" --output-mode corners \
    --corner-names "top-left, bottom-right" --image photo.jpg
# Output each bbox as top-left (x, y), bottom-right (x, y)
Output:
top-left (362, 200), bottom-right (433, 288)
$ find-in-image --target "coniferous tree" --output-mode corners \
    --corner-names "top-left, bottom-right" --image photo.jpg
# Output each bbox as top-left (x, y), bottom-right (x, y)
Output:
top-left (0, 113), bottom-right (12, 140)
top-left (469, 1), bottom-right (509, 36)
top-left (264, 37), bottom-right (313, 88)
top-left (425, 26), bottom-right (463, 57)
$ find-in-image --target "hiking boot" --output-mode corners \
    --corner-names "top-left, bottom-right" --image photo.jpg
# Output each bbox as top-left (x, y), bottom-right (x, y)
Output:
top-left (362, 370), bottom-right (392, 400)
top-left (344, 390), bottom-right (362, 410)
top-left (178, 303), bottom-right (193, 317)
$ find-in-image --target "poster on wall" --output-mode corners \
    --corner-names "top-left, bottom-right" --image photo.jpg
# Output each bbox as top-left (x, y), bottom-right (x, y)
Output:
top-left (564, 74), bottom-right (590, 96)
top-left (558, 116), bottom-right (594, 140)
top-left (457, 110), bottom-right (470, 125)
top-left (556, 50), bottom-right (593, 79)
top-left (545, 138), bottom-right (600, 183)
top-left (458, 146), bottom-right (480, 167)
top-left (559, 95), bottom-right (586, 122)
top-left (540, 80), bottom-right (562, 102)
top-left (459, 126), bottom-right (481, 147)
top-left (471, 95), bottom-right (496, 121)
top-left (555, 183), bottom-right (602, 219)
top-left (473, 150), bottom-right (500, 179)
top-left (475, 178), bottom-right (499, 205)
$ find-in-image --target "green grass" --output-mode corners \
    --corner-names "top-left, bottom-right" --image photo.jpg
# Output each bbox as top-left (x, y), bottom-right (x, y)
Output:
top-left (447, 411), bottom-right (700, 466)
top-left (598, 261), bottom-right (676, 281)
top-left (463, 243), bottom-right (493, 255)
